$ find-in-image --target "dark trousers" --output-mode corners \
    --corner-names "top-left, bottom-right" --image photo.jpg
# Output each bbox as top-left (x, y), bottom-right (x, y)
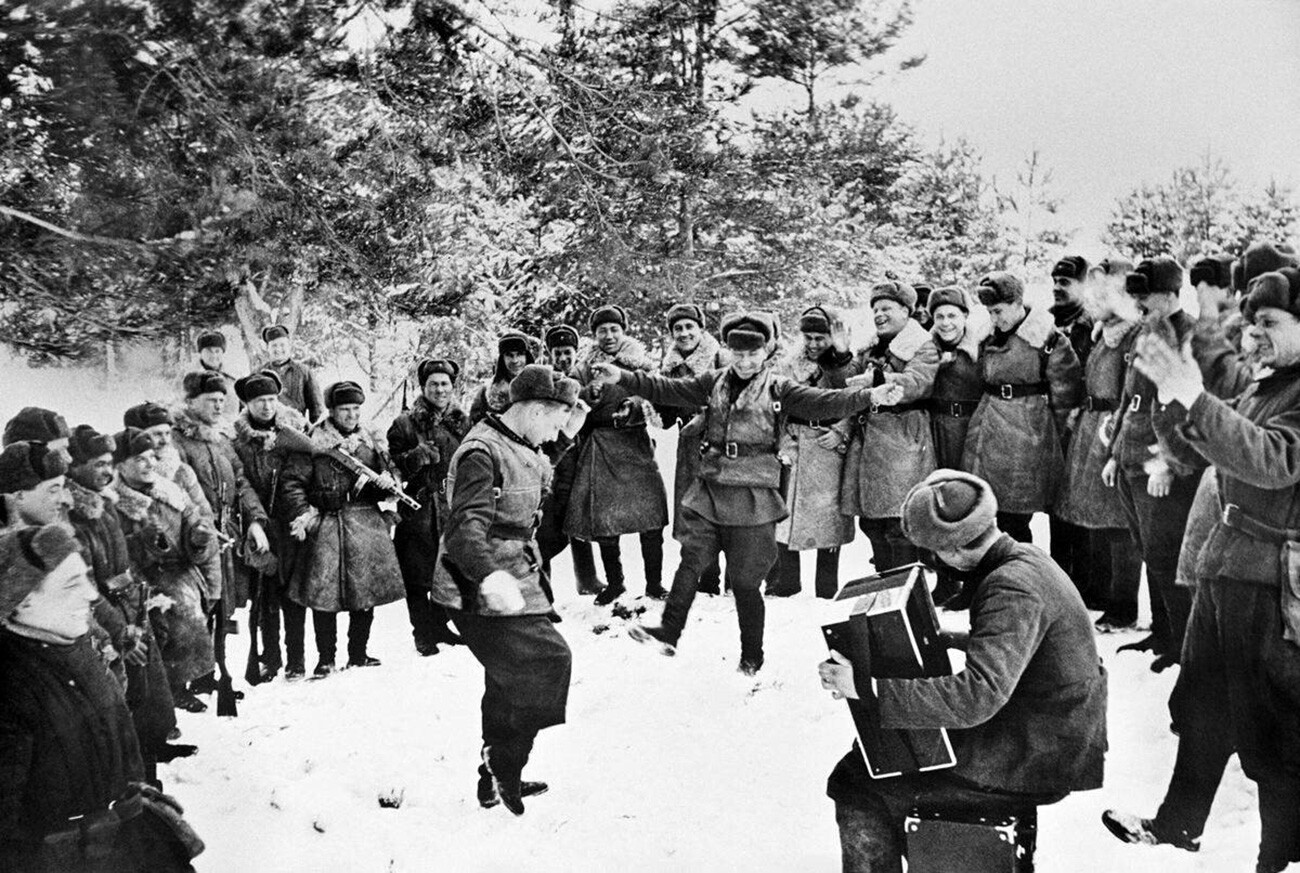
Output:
top-left (311, 608), bottom-right (374, 664)
top-left (1092, 527), bottom-right (1142, 623)
top-left (859, 518), bottom-right (920, 574)
top-left (1118, 470), bottom-right (1196, 655)
top-left (596, 529), bottom-right (665, 591)
top-left (997, 512), bottom-right (1034, 544)
top-left (832, 769), bottom-right (1062, 873)
top-left (281, 599), bottom-right (306, 669)
top-left (1155, 578), bottom-right (1300, 869)
top-left (451, 611), bottom-right (572, 775)
top-left (1049, 515), bottom-right (1089, 593)
top-left (768, 545), bottom-right (841, 598)
top-left (663, 508), bottom-right (777, 661)
top-left (402, 582), bottom-right (454, 646)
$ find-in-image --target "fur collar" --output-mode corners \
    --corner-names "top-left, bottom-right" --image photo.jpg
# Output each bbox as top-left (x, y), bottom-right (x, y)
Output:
top-left (408, 396), bottom-right (470, 435)
top-left (113, 474), bottom-right (188, 521)
top-left (775, 344), bottom-right (823, 384)
top-left (879, 317), bottom-right (931, 363)
top-left (580, 336), bottom-right (653, 377)
top-left (1094, 318), bottom-right (1138, 349)
top-left (661, 332), bottom-right (726, 377)
top-left (173, 406), bottom-right (233, 443)
top-left (309, 416), bottom-right (387, 455)
top-left (233, 406), bottom-right (308, 446)
top-left (483, 380), bottom-right (512, 414)
top-left (66, 478), bottom-right (117, 522)
top-left (1012, 304), bottom-right (1057, 350)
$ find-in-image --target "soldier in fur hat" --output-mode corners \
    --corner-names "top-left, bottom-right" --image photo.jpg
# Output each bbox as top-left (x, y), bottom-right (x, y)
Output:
top-left (470, 330), bottom-right (537, 423)
top-left (259, 325), bottom-right (324, 423)
top-left (590, 312), bottom-right (902, 674)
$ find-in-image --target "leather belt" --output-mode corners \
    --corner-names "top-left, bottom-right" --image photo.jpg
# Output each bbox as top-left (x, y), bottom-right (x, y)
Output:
top-left (787, 416), bottom-right (831, 428)
top-left (43, 791), bottom-right (144, 850)
top-left (702, 441), bottom-right (771, 459)
top-left (1220, 502), bottom-right (1300, 545)
top-left (929, 399), bottom-right (980, 418)
top-left (856, 401), bottom-right (927, 424)
top-left (1085, 396), bottom-right (1119, 412)
top-left (984, 382), bottom-right (1049, 400)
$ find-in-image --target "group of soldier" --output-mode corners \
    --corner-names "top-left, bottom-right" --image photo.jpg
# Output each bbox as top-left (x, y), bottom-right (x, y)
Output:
top-left (3, 238), bottom-right (1300, 872)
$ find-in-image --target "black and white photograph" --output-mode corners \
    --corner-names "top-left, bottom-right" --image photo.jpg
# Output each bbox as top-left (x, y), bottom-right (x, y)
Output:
top-left (2, 0), bottom-right (1299, 869)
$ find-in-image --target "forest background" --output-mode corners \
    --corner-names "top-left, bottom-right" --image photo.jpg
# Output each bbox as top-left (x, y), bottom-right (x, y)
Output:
top-left (2, 0), bottom-right (1297, 401)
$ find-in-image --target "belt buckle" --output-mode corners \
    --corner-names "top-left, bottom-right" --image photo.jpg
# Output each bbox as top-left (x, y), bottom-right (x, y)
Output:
top-left (1221, 502), bottom-right (1239, 525)
top-left (1129, 394), bottom-right (1142, 413)
top-left (869, 401), bottom-right (880, 414)
top-left (1000, 384), bottom-right (1013, 400)
top-left (724, 441), bottom-right (738, 459)
top-left (950, 403), bottom-right (962, 417)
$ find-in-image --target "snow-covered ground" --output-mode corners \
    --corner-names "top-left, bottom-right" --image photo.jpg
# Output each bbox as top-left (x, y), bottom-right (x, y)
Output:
top-left (1, 359), bottom-right (1272, 872)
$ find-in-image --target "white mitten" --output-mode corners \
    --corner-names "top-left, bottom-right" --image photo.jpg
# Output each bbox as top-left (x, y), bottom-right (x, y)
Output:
top-left (481, 570), bottom-right (526, 613)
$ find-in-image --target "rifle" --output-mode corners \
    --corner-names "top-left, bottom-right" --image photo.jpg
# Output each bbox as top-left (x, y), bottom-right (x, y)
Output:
top-left (275, 427), bottom-right (420, 512)
top-left (214, 480), bottom-right (238, 717)
top-left (244, 467), bottom-right (278, 686)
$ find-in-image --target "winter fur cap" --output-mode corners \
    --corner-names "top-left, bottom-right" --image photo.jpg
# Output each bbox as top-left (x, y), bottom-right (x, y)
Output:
top-left (261, 324), bottom-right (290, 343)
top-left (417, 358), bottom-right (460, 385)
top-left (1234, 242), bottom-right (1299, 293)
top-left (1125, 257), bottom-right (1183, 297)
top-left (899, 469), bottom-right (999, 552)
top-left (928, 287), bottom-right (969, 315)
top-left (196, 330), bottom-right (226, 351)
top-left (235, 370), bottom-right (283, 403)
top-left (543, 324), bottom-right (580, 351)
top-left (665, 302), bottom-right (705, 330)
top-left (112, 428), bottom-right (156, 464)
top-left (1189, 255), bottom-right (1235, 290)
top-left (1242, 268), bottom-right (1300, 322)
top-left (589, 304), bottom-right (628, 333)
top-left (798, 306), bottom-right (833, 334)
top-left (912, 283), bottom-right (934, 311)
top-left (870, 280), bottom-right (918, 311)
top-left (3, 407), bottom-right (70, 448)
top-left (325, 381), bottom-right (366, 408)
top-left (182, 370), bottom-right (228, 399)
top-left (1051, 255), bottom-right (1089, 281)
top-left (68, 425), bottom-right (115, 465)
top-left (508, 364), bottom-right (581, 408)
top-left (0, 441), bottom-right (69, 494)
top-left (0, 523), bottom-right (82, 619)
top-left (976, 272), bottom-right (1024, 307)
top-left (497, 330), bottom-right (532, 357)
top-left (122, 402), bottom-right (173, 430)
top-left (720, 311), bottom-right (773, 352)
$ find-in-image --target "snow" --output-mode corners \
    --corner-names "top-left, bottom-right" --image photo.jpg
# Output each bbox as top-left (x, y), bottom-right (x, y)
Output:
top-left (0, 361), bottom-right (1276, 872)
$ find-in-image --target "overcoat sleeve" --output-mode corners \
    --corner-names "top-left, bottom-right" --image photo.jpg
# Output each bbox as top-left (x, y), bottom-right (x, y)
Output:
top-left (440, 450), bottom-right (499, 583)
top-left (616, 370), bottom-right (719, 409)
top-left (1155, 393), bottom-right (1300, 491)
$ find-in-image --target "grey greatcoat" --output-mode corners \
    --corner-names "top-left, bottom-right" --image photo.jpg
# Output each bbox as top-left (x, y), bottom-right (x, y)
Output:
top-left (961, 305), bottom-right (1083, 514)
top-left (771, 350), bottom-right (854, 550)
top-left (928, 323), bottom-right (984, 470)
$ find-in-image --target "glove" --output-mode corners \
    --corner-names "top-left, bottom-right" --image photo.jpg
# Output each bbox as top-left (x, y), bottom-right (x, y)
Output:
top-left (412, 443), bottom-right (440, 469)
top-left (480, 570), bottom-right (526, 614)
top-left (121, 625), bottom-right (149, 667)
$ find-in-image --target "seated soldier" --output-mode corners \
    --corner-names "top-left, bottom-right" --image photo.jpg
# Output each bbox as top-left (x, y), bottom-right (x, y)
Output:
top-left (818, 470), bottom-right (1107, 873)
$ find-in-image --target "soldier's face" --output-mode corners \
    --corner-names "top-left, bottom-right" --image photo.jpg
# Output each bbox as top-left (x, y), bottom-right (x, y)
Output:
top-left (931, 305), bottom-right (967, 344)
top-left (266, 337), bottom-right (292, 363)
top-left (671, 319), bottom-right (701, 353)
top-left (1131, 291), bottom-right (1178, 325)
top-left (247, 396), bottom-right (279, 423)
top-left (1052, 276), bottom-right (1080, 307)
top-left (550, 346), bottom-right (577, 375)
top-left (331, 404), bottom-right (362, 432)
top-left (503, 351), bottom-right (528, 377)
top-left (802, 331), bottom-right (831, 360)
top-left (189, 391), bottom-right (225, 424)
top-left (199, 347), bottom-right (224, 370)
top-left (118, 451), bottom-right (158, 486)
top-left (1249, 307), bottom-right (1300, 368)
top-left (76, 454), bottom-right (115, 491)
top-left (13, 476), bottom-right (70, 525)
top-left (595, 322), bottom-right (625, 354)
top-left (730, 347), bottom-right (767, 379)
top-left (422, 373), bottom-right (454, 408)
top-left (9, 553), bottom-right (97, 642)
top-left (872, 299), bottom-right (910, 339)
top-left (143, 424), bottom-right (173, 450)
top-left (987, 302), bottom-right (1025, 333)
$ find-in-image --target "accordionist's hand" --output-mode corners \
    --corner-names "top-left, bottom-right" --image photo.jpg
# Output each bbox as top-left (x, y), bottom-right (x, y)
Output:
top-left (819, 650), bottom-right (861, 700)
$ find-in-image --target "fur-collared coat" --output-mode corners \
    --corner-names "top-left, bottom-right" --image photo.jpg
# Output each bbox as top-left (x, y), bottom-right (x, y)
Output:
top-left (565, 337), bottom-right (669, 540)
top-left (929, 323), bottom-right (985, 470)
top-left (387, 397), bottom-right (472, 589)
top-left (112, 474), bottom-right (219, 689)
top-left (232, 406), bottom-right (308, 586)
top-left (66, 478), bottom-right (176, 751)
top-left (279, 419), bottom-right (403, 612)
top-left (772, 349), bottom-right (855, 550)
top-left (469, 379), bottom-right (513, 424)
top-left (827, 318), bottom-right (940, 520)
top-left (172, 408), bottom-right (268, 611)
top-left (660, 334), bottom-right (730, 537)
top-left (961, 305), bottom-right (1083, 514)
top-left (1056, 320), bottom-right (1138, 529)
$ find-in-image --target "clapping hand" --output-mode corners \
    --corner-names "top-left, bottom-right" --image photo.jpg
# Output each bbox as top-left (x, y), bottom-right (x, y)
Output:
top-left (869, 382), bottom-right (905, 407)
top-left (588, 363), bottom-right (621, 385)
top-left (830, 315), bottom-right (851, 354)
top-left (1133, 334), bottom-right (1203, 408)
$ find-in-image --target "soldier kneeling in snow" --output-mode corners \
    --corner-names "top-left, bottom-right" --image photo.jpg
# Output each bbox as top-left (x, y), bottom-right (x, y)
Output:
top-left (431, 365), bottom-right (588, 816)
